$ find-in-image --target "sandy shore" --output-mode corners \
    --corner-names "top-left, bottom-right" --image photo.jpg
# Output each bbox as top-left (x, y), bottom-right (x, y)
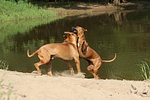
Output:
top-left (0, 69), bottom-right (150, 100)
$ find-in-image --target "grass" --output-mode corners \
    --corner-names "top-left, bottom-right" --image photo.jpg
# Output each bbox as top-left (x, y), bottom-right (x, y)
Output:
top-left (138, 61), bottom-right (150, 80)
top-left (0, 0), bottom-right (70, 44)
top-left (0, 62), bottom-right (15, 100)
top-left (0, 74), bottom-right (5, 100)
top-left (7, 83), bottom-right (13, 100)
top-left (0, 74), bottom-right (14, 100)
top-left (0, 17), bottom-right (61, 44)
top-left (0, 60), bottom-right (9, 69)
top-left (0, 0), bottom-right (57, 22)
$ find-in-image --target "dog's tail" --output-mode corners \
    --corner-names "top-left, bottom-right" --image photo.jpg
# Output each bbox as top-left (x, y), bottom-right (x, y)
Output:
top-left (27, 49), bottom-right (38, 58)
top-left (102, 53), bottom-right (117, 63)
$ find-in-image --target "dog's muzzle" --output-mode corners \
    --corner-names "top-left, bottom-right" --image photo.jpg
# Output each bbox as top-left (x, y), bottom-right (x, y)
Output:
top-left (72, 27), bottom-right (78, 34)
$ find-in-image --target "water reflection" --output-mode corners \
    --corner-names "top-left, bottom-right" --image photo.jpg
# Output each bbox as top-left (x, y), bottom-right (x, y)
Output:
top-left (0, 9), bottom-right (150, 80)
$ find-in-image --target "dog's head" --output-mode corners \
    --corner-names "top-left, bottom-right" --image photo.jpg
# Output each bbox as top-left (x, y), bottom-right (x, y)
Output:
top-left (63, 32), bottom-right (78, 44)
top-left (72, 26), bottom-right (87, 37)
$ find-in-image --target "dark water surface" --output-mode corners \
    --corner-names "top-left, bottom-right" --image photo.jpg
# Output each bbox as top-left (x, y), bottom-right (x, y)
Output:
top-left (1, 9), bottom-right (150, 80)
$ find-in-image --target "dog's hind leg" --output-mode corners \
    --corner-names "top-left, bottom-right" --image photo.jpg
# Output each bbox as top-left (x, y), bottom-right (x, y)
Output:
top-left (87, 65), bottom-right (99, 79)
top-left (87, 61), bottom-right (100, 79)
top-left (47, 59), bottom-right (54, 77)
top-left (87, 64), bottom-right (94, 76)
top-left (64, 61), bottom-right (74, 75)
top-left (35, 52), bottom-right (50, 75)
top-left (34, 61), bottom-right (44, 75)
top-left (93, 60), bottom-right (102, 79)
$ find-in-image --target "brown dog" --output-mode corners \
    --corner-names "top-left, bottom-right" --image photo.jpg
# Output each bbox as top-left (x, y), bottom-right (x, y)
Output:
top-left (72, 26), bottom-right (117, 79)
top-left (27, 32), bottom-right (81, 76)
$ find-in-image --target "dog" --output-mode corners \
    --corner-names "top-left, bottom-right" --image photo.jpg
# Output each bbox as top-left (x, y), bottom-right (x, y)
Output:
top-left (72, 26), bottom-right (117, 79)
top-left (27, 32), bottom-right (81, 76)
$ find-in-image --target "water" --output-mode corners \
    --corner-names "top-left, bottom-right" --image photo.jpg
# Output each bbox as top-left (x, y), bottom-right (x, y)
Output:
top-left (0, 9), bottom-right (150, 80)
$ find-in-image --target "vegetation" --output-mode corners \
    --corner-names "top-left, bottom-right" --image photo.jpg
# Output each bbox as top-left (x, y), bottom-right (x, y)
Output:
top-left (0, 17), bottom-right (61, 44)
top-left (0, 0), bottom-right (150, 21)
top-left (0, 72), bottom-right (15, 100)
top-left (0, 78), bottom-right (14, 100)
top-left (1, 0), bottom-right (150, 20)
top-left (0, 0), bottom-right (57, 22)
top-left (0, 62), bottom-right (15, 100)
top-left (0, 60), bottom-right (9, 69)
top-left (138, 61), bottom-right (150, 80)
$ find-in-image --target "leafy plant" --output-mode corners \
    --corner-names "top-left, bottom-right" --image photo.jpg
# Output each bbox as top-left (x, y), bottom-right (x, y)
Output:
top-left (138, 61), bottom-right (150, 80)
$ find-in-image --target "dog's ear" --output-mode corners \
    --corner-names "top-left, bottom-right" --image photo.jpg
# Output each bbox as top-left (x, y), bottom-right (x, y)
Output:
top-left (63, 35), bottom-right (67, 39)
top-left (84, 29), bottom-right (87, 32)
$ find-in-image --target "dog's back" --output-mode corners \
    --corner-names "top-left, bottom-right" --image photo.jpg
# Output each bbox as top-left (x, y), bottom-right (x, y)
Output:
top-left (40, 43), bottom-right (77, 60)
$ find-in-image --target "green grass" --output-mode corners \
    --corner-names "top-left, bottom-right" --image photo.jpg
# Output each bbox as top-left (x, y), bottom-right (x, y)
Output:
top-left (0, 16), bottom-right (61, 44)
top-left (0, 60), bottom-right (9, 69)
top-left (0, 74), bottom-right (5, 100)
top-left (0, 74), bottom-right (14, 100)
top-left (138, 61), bottom-right (150, 80)
top-left (0, 0), bottom-right (57, 22)
top-left (0, 65), bottom-right (15, 100)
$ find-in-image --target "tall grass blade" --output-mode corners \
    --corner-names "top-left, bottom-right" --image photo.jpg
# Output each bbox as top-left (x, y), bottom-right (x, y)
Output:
top-left (138, 61), bottom-right (150, 80)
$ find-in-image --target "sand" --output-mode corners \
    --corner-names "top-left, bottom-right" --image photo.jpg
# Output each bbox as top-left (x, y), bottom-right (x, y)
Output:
top-left (0, 69), bottom-right (150, 100)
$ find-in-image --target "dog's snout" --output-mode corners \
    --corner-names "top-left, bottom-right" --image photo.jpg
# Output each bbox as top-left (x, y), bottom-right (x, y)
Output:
top-left (73, 29), bottom-right (78, 34)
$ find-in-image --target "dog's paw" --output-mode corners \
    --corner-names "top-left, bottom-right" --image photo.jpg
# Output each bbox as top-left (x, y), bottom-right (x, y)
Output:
top-left (38, 72), bottom-right (42, 76)
top-left (47, 72), bottom-right (54, 77)
top-left (74, 72), bottom-right (85, 78)
top-left (31, 70), bottom-right (38, 74)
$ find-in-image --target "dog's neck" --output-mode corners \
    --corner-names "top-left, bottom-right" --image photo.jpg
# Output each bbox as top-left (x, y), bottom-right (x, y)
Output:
top-left (64, 37), bottom-right (78, 49)
top-left (78, 33), bottom-right (86, 42)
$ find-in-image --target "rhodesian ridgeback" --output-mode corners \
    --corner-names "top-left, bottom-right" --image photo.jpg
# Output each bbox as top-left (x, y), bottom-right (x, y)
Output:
top-left (72, 26), bottom-right (117, 79)
top-left (27, 32), bottom-right (81, 76)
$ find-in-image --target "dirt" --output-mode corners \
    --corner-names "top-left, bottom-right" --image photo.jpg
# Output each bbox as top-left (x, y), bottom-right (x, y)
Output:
top-left (0, 69), bottom-right (150, 100)
top-left (48, 2), bottom-right (150, 17)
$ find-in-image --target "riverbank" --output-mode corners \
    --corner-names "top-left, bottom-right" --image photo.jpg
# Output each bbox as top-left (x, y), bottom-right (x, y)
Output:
top-left (48, 1), bottom-right (150, 17)
top-left (0, 0), bottom-right (57, 22)
top-left (0, 69), bottom-right (150, 100)
top-left (1, 0), bottom-right (150, 22)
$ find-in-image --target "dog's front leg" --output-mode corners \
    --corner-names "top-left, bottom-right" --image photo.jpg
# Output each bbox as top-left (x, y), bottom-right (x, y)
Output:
top-left (64, 61), bottom-right (74, 75)
top-left (74, 57), bottom-right (81, 73)
top-left (47, 60), bottom-right (54, 77)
